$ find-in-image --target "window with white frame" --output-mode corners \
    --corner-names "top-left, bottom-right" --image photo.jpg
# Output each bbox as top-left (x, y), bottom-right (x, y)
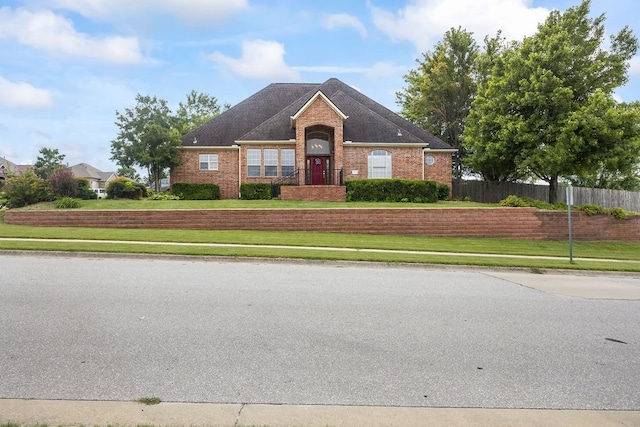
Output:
top-left (368, 150), bottom-right (392, 178)
top-left (247, 149), bottom-right (261, 177)
top-left (264, 149), bottom-right (278, 177)
top-left (199, 154), bottom-right (218, 170)
top-left (281, 149), bottom-right (295, 176)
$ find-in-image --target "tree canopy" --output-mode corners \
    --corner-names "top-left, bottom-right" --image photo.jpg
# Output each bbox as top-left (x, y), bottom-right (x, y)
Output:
top-left (34, 147), bottom-right (66, 179)
top-left (110, 90), bottom-right (224, 191)
top-left (463, 0), bottom-right (639, 201)
top-left (176, 90), bottom-right (227, 134)
top-left (397, 27), bottom-right (478, 178)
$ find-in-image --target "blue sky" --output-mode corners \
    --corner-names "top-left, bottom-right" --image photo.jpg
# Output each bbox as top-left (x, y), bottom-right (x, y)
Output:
top-left (1, 0), bottom-right (639, 172)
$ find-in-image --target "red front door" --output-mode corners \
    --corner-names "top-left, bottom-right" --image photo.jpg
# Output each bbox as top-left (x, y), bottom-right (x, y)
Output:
top-left (310, 156), bottom-right (329, 185)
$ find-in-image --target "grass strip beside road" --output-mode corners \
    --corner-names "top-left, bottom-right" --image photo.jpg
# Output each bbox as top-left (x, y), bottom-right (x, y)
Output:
top-left (1, 217), bottom-right (640, 271)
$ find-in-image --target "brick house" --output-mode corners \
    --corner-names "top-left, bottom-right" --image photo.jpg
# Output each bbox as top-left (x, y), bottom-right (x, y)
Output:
top-left (170, 78), bottom-right (455, 200)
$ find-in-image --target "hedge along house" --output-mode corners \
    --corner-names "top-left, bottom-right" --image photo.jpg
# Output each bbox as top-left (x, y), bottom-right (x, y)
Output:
top-left (170, 78), bottom-right (455, 200)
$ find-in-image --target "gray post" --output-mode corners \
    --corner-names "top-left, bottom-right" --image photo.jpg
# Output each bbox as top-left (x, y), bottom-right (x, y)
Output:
top-left (566, 185), bottom-right (573, 263)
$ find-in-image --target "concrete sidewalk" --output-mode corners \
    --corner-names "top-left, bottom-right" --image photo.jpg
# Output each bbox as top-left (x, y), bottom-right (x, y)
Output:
top-left (487, 271), bottom-right (640, 300)
top-left (2, 399), bottom-right (640, 427)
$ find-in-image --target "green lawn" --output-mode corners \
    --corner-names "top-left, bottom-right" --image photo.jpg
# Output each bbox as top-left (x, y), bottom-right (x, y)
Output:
top-left (1, 201), bottom-right (639, 272)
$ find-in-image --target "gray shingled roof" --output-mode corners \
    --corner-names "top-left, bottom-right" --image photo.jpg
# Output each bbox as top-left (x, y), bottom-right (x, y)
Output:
top-left (70, 163), bottom-right (116, 181)
top-left (0, 157), bottom-right (33, 174)
top-left (182, 78), bottom-right (452, 150)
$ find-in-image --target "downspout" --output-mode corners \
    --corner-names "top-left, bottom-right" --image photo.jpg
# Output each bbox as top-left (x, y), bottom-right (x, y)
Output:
top-left (422, 148), bottom-right (427, 180)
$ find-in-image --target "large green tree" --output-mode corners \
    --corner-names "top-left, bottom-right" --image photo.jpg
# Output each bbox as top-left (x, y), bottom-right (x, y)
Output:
top-left (33, 147), bottom-right (65, 179)
top-left (463, 0), bottom-right (639, 202)
top-left (175, 90), bottom-right (227, 134)
top-left (397, 27), bottom-right (478, 178)
top-left (110, 94), bottom-right (174, 191)
top-left (111, 91), bottom-right (224, 191)
top-left (139, 122), bottom-right (182, 192)
top-left (567, 102), bottom-right (640, 191)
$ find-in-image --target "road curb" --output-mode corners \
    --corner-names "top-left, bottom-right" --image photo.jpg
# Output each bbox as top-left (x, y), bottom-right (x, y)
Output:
top-left (2, 248), bottom-right (640, 278)
top-left (2, 399), bottom-right (640, 427)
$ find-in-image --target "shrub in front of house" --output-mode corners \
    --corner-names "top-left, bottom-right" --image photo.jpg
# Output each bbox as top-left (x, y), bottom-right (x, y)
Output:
top-left (49, 166), bottom-right (77, 198)
top-left (346, 179), bottom-right (438, 203)
top-left (171, 182), bottom-right (220, 200)
top-left (149, 191), bottom-right (181, 200)
top-left (2, 169), bottom-right (53, 208)
top-left (499, 195), bottom-right (567, 210)
top-left (577, 203), bottom-right (628, 219)
top-left (576, 203), bottom-right (606, 216)
top-left (106, 177), bottom-right (147, 199)
top-left (437, 183), bottom-right (450, 201)
top-left (54, 197), bottom-right (81, 209)
top-left (75, 177), bottom-right (97, 200)
top-left (240, 183), bottom-right (272, 200)
top-left (0, 192), bottom-right (8, 208)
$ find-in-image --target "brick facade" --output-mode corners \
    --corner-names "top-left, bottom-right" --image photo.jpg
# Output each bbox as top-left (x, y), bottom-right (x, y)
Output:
top-left (170, 148), bottom-right (240, 199)
top-left (171, 86), bottom-right (455, 200)
top-left (294, 96), bottom-right (345, 177)
top-left (424, 151), bottom-right (453, 189)
top-left (6, 208), bottom-right (640, 241)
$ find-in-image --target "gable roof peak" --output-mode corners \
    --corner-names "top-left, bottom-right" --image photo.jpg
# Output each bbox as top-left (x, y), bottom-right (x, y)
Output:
top-left (290, 90), bottom-right (348, 127)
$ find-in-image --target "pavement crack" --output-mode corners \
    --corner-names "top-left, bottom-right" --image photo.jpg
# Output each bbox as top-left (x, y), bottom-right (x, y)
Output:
top-left (234, 402), bottom-right (247, 427)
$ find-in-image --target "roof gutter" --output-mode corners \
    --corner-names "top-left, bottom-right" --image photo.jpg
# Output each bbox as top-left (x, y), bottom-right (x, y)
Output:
top-left (343, 141), bottom-right (428, 148)
top-left (180, 145), bottom-right (240, 150)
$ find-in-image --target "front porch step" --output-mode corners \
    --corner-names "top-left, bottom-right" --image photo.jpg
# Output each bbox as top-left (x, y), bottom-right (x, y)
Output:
top-left (280, 185), bottom-right (346, 202)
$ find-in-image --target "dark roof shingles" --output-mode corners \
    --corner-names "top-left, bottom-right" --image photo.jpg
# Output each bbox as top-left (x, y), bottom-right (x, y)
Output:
top-left (183, 78), bottom-right (452, 150)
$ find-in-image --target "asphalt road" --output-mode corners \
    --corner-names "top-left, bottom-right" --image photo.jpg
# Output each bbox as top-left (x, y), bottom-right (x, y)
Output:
top-left (1, 254), bottom-right (639, 410)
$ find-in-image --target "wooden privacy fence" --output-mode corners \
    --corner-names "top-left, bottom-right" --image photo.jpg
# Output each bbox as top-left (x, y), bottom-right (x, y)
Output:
top-left (452, 179), bottom-right (640, 212)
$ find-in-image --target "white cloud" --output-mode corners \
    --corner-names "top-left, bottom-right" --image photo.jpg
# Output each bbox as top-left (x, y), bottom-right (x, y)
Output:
top-left (364, 62), bottom-right (406, 79)
top-left (323, 13), bottom-right (367, 37)
top-left (293, 65), bottom-right (369, 74)
top-left (292, 62), bottom-right (404, 79)
top-left (0, 7), bottom-right (144, 64)
top-left (209, 40), bottom-right (299, 81)
top-left (0, 76), bottom-right (54, 108)
top-left (370, 0), bottom-right (550, 52)
top-left (37, 0), bottom-right (249, 25)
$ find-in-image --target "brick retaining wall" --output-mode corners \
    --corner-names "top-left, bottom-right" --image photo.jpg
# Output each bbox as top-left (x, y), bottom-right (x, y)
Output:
top-left (5, 208), bottom-right (640, 241)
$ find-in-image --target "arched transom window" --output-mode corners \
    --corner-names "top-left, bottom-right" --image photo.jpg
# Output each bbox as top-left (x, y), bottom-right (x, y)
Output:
top-left (306, 131), bottom-right (331, 155)
top-left (368, 150), bottom-right (392, 178)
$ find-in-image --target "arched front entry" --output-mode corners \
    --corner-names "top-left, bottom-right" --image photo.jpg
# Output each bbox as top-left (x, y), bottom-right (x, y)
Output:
top-left (305, 126), bottom-right (334, 185)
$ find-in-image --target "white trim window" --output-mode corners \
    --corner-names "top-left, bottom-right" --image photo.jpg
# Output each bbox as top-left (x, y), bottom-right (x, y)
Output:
top-left (368, 150), bottom-right (392, 178)
top-left (247, 149), bottom-right (261, 177)
top-left (264, 149), bottom-right (278, 177)
top-left (199, 154), bottom-right (218, 170)
top-left (281, 149), bottom-right (295, 176)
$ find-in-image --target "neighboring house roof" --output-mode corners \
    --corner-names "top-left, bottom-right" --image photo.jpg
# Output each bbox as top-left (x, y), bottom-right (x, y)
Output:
top-left (0, 157), bottom-right (33, 176)
top-left (182, 78), bottom-right (452, 150)
top-left (70, 163), bottom-right (117, 182)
